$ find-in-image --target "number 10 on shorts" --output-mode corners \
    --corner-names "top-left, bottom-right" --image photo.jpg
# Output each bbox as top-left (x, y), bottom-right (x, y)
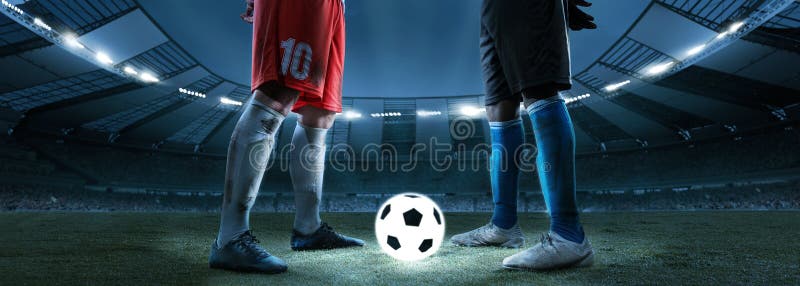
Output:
top-left (280, 38), bottom-right (312, 81)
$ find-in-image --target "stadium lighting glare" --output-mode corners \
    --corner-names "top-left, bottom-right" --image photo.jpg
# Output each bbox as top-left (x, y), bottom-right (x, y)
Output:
top-left (344, 111), bottom-right (363, 119)
top-left (370, 112), bottom-right (402, 118)
top-left (33, 18), bottom-right (51, 31)
top-left (416, 110), bottom-right (442, 117)
top-left (646, 61), bottom-right (675, 76)
top-left (603, 80), bottom-right (631, 92)
top-left (95, 52), bottom-right (113, 65)
top-left (716, 31), bottom-right (729, 39)
top-left (2, 0), bottom-right (24, 14)
top-left (460, 106), bottom-right (486, 116)
top-left (686, 44), bottom-right (706, 56)
top-left (123, 66), bottom-right (138, 75)
top-left (139, 72), bottom-right (159, 83)
top-left (63, 34), bottom-right (84, 49)
top-left (220, 97), bottom-right (243, 106)
top-left (727, 21), bottom-right (745, 34)
top-left (179, 88), bottom-right (206, 98)
top-left (565, 93), bottom-right (591, 104)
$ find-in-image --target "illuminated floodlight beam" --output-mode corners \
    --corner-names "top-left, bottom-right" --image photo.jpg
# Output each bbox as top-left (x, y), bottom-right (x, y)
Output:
top-left (646, 61), bottom-right (675, 76)
top-left (123, 66), bottom-right (138, 75)
top-left (565, 93), bottom-right (591, 104)
top-left (344, 111), bottom-right (362, 119)
top-left (459, 106), bottom-right (486, 116)
top-left (727, 22), bottom-right (744, 33)
top-left (417, 110), bottom-right (442, 117)
top-left (95, 52), bottom-right (113, 65)
top-left (604, 80), bottom-right (631, 92)
top-left (63, 34), bottom-right (85, 49)
top-left (139, 72), bottom-right (159, 83)
top-left (2, 0), bottom-right (24, 14)
top-left (716, 21), bottom-right (745, 40)
top-left (220, 97), bottom-right (243, 106)
top-left (33, 18), bottom-right (51, 31)
top-left (179, 88), bottom-right (206, 98)
top-left (371, 112), bottom-right (402, 118)
top-left (686, 44), bottom-right (706, 56)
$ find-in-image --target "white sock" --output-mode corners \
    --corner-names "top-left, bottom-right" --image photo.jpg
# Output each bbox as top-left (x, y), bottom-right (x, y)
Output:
top-left (289, 123), bottom-right (328, 235)
top-left (217, 98), bottom-right (284, 247)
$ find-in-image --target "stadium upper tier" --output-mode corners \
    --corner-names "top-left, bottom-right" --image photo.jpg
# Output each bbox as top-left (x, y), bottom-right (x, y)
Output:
top-left (0, 1), bottom-right (798, 154)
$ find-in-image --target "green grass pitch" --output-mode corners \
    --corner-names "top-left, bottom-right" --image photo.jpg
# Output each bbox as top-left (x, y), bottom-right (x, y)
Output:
top-left (1, 212), bottom-right (799, 285)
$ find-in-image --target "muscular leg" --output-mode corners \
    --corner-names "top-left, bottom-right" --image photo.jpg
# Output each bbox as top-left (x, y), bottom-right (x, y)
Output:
top-left (216, 82), bottom-right (299, 247)
top-left (290, 106), bottom-right (335, 235)
top-left (522, 84), bottom-right (584, 243)
top-left (486, 99), bottom-right (524, 229)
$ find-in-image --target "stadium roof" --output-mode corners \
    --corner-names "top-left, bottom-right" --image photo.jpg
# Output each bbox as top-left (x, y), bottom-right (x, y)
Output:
top-left (0, 0), bottom-right (798, 154)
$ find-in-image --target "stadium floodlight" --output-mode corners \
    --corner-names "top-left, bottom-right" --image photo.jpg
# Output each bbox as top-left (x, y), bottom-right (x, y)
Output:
top-left (344, 111), bottom-right (362, 119)
top-left (123, 66), bottom-right (138, 75)
top-left (603, 80), bottom-right (630, 92)
top-left (565, 93), bottom-right (591, 104)
top-left (178, 88), bottom-right (206, 98)
top-left (727, 21), bottom-right (744, 34)
top-left (370, 112), bottom-right (404, 118)
top-left (416, 110), bottom-right (442, 117)
top-left (2, 0), bottom-right (24, 15)
top-left (139, 72), bottom-right (159, 83)
top-left (715, 31), bottom-right (729, 39)
top-left (686, 44), bottom-right (706, 56)
top-left (460, 106), bottom-right (486, 116)
top-left (33, 18), bottom-right (51, 31)
top-left (220, 97), bottom-right (243, 106)
top-left (646, 61), bottom-right (675, 76)
top-left (63, 34), bottom-right (85, 49)
top-left (95, 52), bottom-right (113, 65)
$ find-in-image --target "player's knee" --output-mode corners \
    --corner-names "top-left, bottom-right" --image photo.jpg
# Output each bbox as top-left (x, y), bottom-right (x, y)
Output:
top-left (297, 106), bottom-right (336, 129)
top-left (254, 82), bottom-right (299, 115)
top-left (486, 99), bottom-right (521, 122)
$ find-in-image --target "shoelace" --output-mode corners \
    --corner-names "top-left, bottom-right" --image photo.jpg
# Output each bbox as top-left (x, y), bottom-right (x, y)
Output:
top-left (539, 233), bottom-right (554, 248)
top-left (237, 231), bottom-right (270, 259)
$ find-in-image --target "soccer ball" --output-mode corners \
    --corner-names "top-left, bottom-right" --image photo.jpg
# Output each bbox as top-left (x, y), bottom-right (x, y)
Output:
top-left (374, 193), bottom-right (445, 261)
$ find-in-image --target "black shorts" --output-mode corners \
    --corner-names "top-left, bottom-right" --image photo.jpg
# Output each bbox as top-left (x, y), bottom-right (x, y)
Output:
top-left (481, 0), bottom-right (572, 106)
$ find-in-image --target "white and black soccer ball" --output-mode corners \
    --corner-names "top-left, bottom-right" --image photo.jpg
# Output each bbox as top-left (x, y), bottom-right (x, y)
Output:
top-left (374, 193), bottom-right (445, 261)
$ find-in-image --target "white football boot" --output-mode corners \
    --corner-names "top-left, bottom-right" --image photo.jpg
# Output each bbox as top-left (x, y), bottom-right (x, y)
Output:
top-left (451, 222), bottom-right (526, 248)
top-left (502, 232), bottom-right (594, 271)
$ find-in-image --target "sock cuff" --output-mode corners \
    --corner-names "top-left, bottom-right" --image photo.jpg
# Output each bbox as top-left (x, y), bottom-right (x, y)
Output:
top-left (295, 122), bottom-right (329, 146)
top-left (526, 95), bottom-right (565, 114)
top-left (250, 98), bottom-right (286, 121)
top-left (489, 118), bottom-right (523, 129)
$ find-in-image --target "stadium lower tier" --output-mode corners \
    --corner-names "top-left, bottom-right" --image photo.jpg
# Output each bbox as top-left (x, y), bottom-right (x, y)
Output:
top-left (2, 124), bottom-right (798, 195)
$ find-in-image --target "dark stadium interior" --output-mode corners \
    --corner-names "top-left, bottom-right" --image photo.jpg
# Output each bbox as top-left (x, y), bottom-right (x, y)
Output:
top-left (1, 0), bottom-right (799, 285)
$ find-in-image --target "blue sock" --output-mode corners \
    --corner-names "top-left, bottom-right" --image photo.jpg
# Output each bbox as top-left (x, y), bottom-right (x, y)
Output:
top-left (489, 118), bottom-right (523, 229)
top-left (527, 96), bottom-right (584, 243)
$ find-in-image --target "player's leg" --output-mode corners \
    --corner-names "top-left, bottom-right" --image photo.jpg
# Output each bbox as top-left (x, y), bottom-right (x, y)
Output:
top-left (289, 106), bottom-right (334, 236)
top-left (281, 0), bottom-right (362, 251)
top-left (474, 0), bottom-right (593, 270)
top-left (210, 85), bottom-right (296, 274)
top-left (289, 106), bottom-right (364, 250)
top-left (210, 0), bottom-right (301, 274)
top-left (451, 20), bottom-right (525, 248)
top-left (523, 85), bottom-right (584, 244)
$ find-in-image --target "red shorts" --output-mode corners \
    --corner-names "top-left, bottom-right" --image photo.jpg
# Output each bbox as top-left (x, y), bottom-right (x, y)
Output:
top-left (251, 0), bottom-right (345, 113)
